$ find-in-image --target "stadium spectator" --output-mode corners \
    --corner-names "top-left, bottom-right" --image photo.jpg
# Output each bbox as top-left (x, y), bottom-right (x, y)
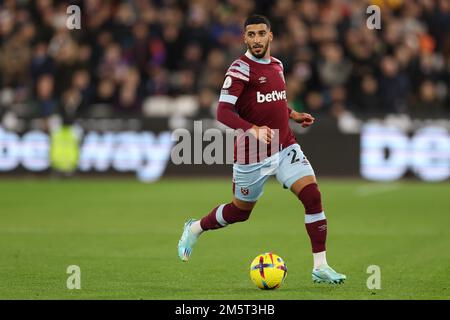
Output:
top-left (378, 55), bottom-right (410, 114)
top-left (408, 79), bottom-right (446, 117)
top-left (350, 72), bottom-right (381, 116)
top-left (0, 0), bottom-right (449, 131)
top-left (33, 73), bottom-right (57, 117)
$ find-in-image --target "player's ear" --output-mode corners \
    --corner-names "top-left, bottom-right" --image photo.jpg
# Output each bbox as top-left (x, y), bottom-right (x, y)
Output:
top-left (269, 31), bottom-right (273, 42)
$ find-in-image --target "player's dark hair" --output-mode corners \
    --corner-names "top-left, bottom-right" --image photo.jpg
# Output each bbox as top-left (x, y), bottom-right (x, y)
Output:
top-left (244, 14), bottom-right (271, 30)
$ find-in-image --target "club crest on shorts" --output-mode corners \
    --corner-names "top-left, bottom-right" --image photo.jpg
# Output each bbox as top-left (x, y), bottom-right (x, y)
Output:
top-left (240, 187), bottom-right (249, 196)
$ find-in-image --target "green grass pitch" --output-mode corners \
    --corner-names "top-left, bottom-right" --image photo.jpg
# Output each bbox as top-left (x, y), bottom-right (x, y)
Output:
top-left (0, 177), bottom-right (449, 300)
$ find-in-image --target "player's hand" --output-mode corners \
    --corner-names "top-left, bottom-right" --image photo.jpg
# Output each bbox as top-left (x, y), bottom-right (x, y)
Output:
top-left (299, 113), bottom-right (315, 127)
top-left (291, 111), bottom-right (315, 128)
top-left (249, 125), bottom-right (275, 144)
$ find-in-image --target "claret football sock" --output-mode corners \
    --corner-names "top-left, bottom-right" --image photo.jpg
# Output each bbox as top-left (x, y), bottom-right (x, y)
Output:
top-left (297, 183), bottom-right (323, 214)
top-left (199, 202), bottom-right (252, 231)
top-left (298, 183), bottom-right (328, 254)
top-left (304, 213), bottom-right (327, 253)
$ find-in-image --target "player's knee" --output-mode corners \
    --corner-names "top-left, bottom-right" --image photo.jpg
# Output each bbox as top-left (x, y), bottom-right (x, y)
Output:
top-left (223, 202), bottom-right (253, 224)
top-left (297, 183), bottom-right (323, 214)
top-left (234, 211), bottom-right (251, 223)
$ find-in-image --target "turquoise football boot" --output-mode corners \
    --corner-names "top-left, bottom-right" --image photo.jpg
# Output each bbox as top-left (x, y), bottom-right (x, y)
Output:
top-left (312, 265), bottom-right (347, 284)
top-left (177, 219), bottom-right (198, 262)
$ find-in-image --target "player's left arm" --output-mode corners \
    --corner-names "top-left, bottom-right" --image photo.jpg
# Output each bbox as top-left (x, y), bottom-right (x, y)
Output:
top-left (276, 58), bottom-right (315, 128)
top-left (288, 108), bottom-right (315, 128)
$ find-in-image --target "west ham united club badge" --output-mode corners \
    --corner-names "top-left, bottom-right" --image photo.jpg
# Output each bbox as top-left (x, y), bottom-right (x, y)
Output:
top-left (240, 187), bottom-right (249, 196)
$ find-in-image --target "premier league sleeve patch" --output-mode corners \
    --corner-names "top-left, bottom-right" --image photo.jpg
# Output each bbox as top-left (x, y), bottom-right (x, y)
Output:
top-left (222, 76), bottom-right (232, 89)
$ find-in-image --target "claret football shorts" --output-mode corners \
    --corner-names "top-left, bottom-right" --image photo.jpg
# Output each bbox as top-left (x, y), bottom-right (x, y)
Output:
top-left (233, 143), bottom-right (315, 202)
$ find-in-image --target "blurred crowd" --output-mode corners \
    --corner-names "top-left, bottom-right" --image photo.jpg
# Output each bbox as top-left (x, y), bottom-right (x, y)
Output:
top-left (0, 0), bottom-right (450, 130)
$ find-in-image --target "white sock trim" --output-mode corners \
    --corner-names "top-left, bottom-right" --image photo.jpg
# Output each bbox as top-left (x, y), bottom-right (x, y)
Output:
top-left (215, 204), bottom-right (228, 226)
top-left (305, 211), bottom-right (326, 224)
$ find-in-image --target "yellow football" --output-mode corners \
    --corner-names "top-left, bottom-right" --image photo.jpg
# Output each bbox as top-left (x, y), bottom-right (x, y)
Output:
top-left (250, 252), bottom-right (287, 290)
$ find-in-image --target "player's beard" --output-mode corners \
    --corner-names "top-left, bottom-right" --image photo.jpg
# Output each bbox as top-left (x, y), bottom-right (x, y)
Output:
top-left (249, 42), bottom-right (269, 59)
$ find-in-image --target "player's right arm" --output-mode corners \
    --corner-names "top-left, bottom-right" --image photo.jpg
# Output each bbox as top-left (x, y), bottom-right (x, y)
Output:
top-left (217, 62), bottom-right (274, 144)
